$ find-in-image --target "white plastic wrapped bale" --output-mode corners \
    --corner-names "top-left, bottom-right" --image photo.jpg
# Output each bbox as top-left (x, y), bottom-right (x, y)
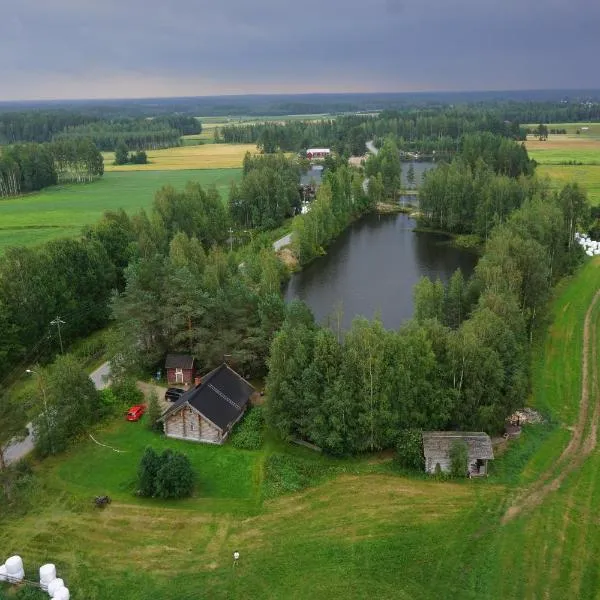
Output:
top-left (52, 586), bottom-right (70, 600)
top-left (6, 569), bottom-right (25, 583)
top-left (40, 563), bottom-right (57, 590)
top-left (5, 555), bottom-right (24, 575)
top-left (0, 564), bottom-right (7, 581)
top-left (48, 578), bottom-right (65, 597)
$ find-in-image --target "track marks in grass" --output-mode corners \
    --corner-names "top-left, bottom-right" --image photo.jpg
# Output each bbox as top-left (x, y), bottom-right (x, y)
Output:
top-left (503, 290), bottom-right (600, 523)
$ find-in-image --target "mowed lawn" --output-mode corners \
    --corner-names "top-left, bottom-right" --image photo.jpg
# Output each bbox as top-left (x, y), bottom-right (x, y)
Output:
top-left (4, 260), bottom-right (600, 599)
top-left (103, 143), bottom-right (258, 171)
top-left (0, 169), bottom-right (241, 252)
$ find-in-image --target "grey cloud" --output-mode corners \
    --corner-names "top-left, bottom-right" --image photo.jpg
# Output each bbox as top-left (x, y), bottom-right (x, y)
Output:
top-left (1, 0), bottom-right (599, 99)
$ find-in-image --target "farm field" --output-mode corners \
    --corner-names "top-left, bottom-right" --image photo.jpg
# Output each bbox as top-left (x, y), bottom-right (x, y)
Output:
top-left (526, 128), bottom-right (600, 205)
top-left (3, 259), bottom-right (600, 599)
top-left (537, 164), bottom-right (600, 205)
top-left (103, 143), bottom-right (258, 171)
top-left (526, 135), bottom-right (600, 164)
top-left (0, 169), bottom-right (242, 252)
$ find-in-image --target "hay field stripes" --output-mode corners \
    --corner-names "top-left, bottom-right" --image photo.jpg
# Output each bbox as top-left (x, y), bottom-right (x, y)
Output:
top-left (103, 143), bottom-right (258, 171)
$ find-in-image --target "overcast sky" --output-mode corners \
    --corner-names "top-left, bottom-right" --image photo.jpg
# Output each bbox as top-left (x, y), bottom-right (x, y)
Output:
top-left (1, 0), bottom-right (599, 100)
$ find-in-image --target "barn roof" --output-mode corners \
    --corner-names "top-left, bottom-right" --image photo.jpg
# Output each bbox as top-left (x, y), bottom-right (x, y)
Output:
top-left (422, 432), bottom-right (494, 460)
top-left (165, 353), bottom-right (195, 369)
top-left (160, 363), bottom-right (254, 431)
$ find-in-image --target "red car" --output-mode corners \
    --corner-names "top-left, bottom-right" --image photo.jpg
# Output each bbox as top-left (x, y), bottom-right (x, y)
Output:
top-left (126, 404), bottom-right (147, 421)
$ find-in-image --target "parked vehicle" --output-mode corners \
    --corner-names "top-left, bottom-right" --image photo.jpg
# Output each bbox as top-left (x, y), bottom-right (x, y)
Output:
top-left (126, 404), bottom-right (147, 421)
top-left (165, 387), bottom-right (185, 402)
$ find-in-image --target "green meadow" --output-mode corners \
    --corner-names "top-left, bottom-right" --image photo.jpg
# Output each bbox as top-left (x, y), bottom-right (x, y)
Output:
top-left (0, 169), bottom-right (241, 253)
top-left (3, 259), bottom-right (600, 600)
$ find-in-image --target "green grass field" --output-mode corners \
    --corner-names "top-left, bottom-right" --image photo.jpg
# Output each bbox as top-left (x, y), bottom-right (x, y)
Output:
top-left (3, 259), bottom-right (600, 599)
top-left (537, 164), bottom-right (600, 205)
top-left (525, 127), bottom-right (600, 204)
top-left (0, 169), bottom-right (241, 252)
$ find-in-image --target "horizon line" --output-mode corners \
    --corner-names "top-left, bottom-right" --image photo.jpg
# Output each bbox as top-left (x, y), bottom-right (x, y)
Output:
top-left (2, 87), bottom-right (600, 105)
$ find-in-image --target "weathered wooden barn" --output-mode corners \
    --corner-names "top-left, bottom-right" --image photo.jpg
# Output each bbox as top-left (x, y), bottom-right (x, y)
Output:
top-left (422, 431), bottom-right (494, 476)
top-left (159, 363), bottom-right (255, 444)
top-left (165, 353), bottom-right (196, 386)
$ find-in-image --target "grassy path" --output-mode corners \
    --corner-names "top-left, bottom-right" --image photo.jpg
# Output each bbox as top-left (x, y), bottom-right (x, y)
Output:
top-left (503, 289), bottom-right (600, 523)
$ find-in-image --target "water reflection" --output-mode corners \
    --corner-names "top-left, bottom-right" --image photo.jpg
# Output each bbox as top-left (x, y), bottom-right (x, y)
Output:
top-left (285, 213), bottom-right (477, 330)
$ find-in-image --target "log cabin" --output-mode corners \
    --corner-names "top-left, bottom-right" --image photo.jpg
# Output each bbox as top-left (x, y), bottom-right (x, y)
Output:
top-left (160, 363), bottom-right (255, 444)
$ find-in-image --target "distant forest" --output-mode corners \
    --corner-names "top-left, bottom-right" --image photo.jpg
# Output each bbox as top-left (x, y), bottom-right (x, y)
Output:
top-left (0, 114), bottom-right (200, 148)
top-left (1, 89), bottom-right (600, 118)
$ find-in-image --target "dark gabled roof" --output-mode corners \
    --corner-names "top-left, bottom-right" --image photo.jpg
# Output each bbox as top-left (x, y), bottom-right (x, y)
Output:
top-left (165, 353), bottom-right (195, 369)
top-left (422, 432), bottom-right (494, 461)
top-left (161, 364), bottom-right (254, 431)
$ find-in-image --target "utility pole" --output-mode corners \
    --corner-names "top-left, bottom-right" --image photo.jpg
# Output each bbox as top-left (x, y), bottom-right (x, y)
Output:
top-left (26, 369), bottom-right (54, 455)
top-left (50, 316), bottom-right (65, 354)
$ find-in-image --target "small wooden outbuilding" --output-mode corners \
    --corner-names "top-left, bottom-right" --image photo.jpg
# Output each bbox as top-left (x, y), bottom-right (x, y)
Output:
top-left (165, 353), bottom-right (196, 386)
top-left (422, 431), bottom-right (494, 476)
top-left (159, 363), bottom-right (255, 445)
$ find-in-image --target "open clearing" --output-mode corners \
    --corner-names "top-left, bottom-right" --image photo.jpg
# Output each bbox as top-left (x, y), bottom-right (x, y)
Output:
top-left (103, 143), bottom-right (258, 171)
top-left (3, 260), bottom-right (600, 599)
top-left (0, 169), bottom-right (241, 252)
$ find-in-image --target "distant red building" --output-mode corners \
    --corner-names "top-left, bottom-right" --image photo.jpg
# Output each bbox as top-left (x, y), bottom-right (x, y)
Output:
top-left (306, 148), bottom-right (331, 160)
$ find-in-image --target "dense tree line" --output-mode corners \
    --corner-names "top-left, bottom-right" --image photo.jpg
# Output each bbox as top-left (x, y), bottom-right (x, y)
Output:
top-left (53, 116), bottom-right (199, 152)
top-left (0, 238), bottom-right (117, 376)
top-left (266, 181), bottom-right (589, 453)
top-left (54, 121), bottom-right (181, 151)
top-left (0, 139), bottom-right (103, 196)
top-left (1, 97), bottom-right (599, 145)
top-left (0, 111), bottom-right (99, 144)
top-left (292, 166), bottom-right (371, 265)
top-left (86, 182), bottom-right (287, 377)
top-left (49, 138), bottom-right (104, 183)
top-left (111, 242), bottom-right (286, 378)
top-left (218, 116), bottom-right (369, 156)
top-left (0, 111), bottom-right (201, 146)
top-left (229, 153), bottom-right (302, 230)
top-left (418, 133), bottom-right (536, 236)
top-left (0, 144), bottom-right (56, 196)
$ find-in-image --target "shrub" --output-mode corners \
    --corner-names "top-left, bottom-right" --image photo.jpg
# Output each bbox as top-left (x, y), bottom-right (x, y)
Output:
top-left (138, 447), bottom-right (161, 497)
top-left (229, 406), bottom-right (265, 450)
top-left (137, 447), bottom-right (195, 499)
top-left (111, 378), bottom-right (144, 407)
top-left (395, 429), bottom-right (425, 471)
top-left (449, 440), bottom-right (469, 478)
top-left (154, 451), bottom-right (195, 499)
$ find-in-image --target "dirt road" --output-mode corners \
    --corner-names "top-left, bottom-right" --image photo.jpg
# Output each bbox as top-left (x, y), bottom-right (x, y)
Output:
top-left (503, 290), bottom-right (600, 523)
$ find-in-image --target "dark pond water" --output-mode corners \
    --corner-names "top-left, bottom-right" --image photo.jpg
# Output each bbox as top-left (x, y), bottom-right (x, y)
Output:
top-left (285, 213), bottom-right (478, 330)
top-left (404, 160), bottom-right (435, 189)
